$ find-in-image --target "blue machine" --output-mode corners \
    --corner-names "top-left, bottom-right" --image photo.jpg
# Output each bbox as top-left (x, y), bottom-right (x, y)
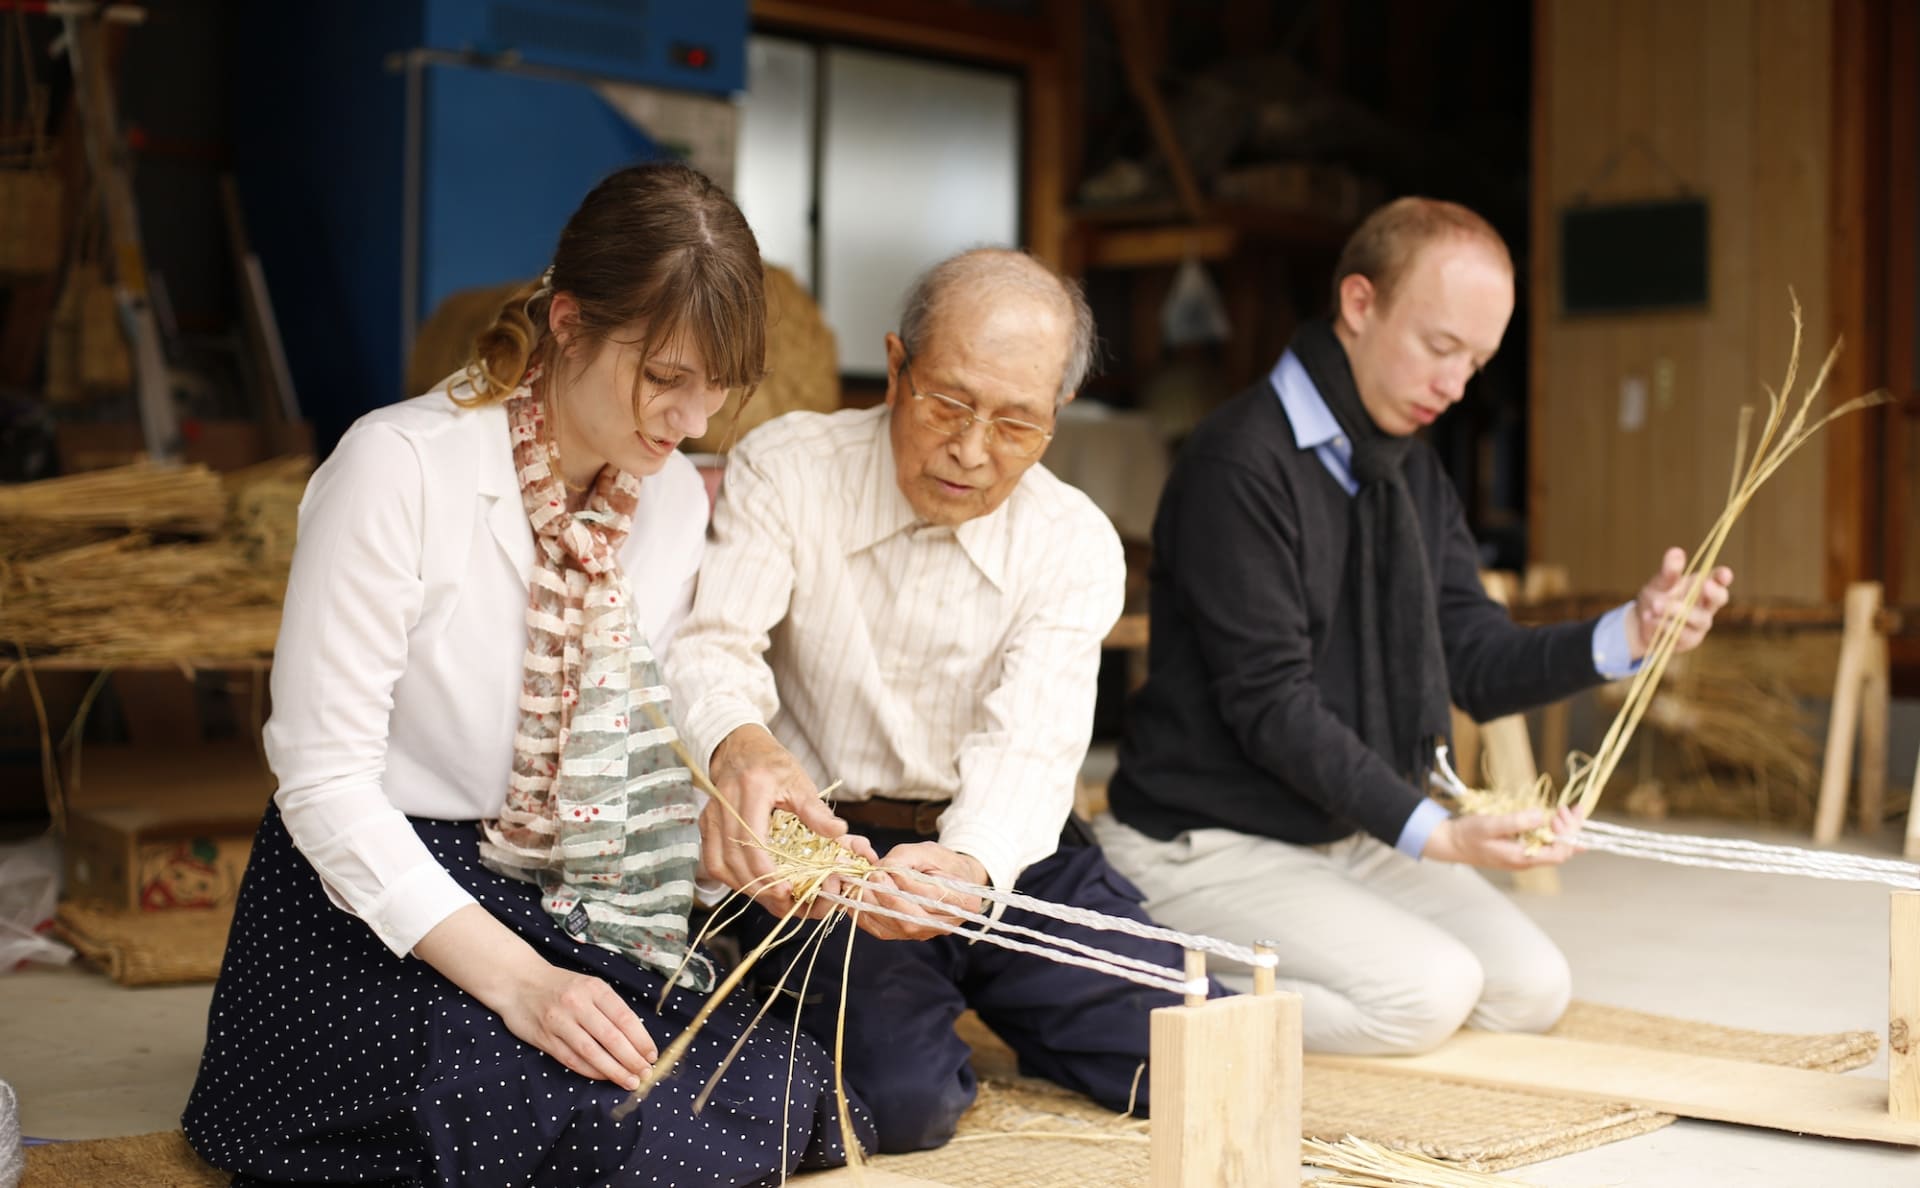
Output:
top-left (232, 1), bottom-right (747, 453)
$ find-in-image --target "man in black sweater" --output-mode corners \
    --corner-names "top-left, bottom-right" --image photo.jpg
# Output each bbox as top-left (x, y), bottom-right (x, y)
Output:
top-left (1096, 198), bottom-right (1733, 1055)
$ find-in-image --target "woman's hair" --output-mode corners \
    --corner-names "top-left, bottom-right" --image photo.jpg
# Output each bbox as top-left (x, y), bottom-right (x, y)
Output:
top-left (456, 161), bottom-right (767, 424)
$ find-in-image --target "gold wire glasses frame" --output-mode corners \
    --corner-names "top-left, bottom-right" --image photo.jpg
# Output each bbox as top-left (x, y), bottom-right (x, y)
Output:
top-left (900, 360), bottom-right (1055, 459)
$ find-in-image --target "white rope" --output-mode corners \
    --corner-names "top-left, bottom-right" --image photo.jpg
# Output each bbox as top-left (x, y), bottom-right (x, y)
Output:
top-left (837, 873), bottom-right (1199, 985)
top-left (813, 889), bottom-right (1207, 998)
top-left (902, 870), bottom-right (1280, 971)
top-left (1578, 820), bottom-right (1920, 890)
top-left (1430, 747), bottom-right (1920, 891)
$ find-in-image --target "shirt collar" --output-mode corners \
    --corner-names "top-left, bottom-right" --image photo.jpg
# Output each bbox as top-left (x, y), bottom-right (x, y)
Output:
top-left (1269, 349), bottom-right (1344, 452)
top-left (845, 405), bottom-right (1012, 593)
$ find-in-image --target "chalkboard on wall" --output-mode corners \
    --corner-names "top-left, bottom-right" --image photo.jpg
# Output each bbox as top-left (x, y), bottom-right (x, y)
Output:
top-left (1559, 199), bottom-right (1709, 316)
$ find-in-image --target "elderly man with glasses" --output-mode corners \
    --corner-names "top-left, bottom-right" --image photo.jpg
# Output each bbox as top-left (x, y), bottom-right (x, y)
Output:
top-left (668, 247), bottom-right (1204, 1154)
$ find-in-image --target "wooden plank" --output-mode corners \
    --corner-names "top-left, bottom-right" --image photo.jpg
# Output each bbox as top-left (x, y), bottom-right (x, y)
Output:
top-left (1894, 891), bottom-right (1920, 1120)
top-left (1309, 1031), bottom-right (1920, 1146)
top-left (1150, 992), bottom-right (1302, 1187)
top-left (1083, 223), bottom-right (1238, 269)
top-left (752, 0), bottom-right (1051, 66)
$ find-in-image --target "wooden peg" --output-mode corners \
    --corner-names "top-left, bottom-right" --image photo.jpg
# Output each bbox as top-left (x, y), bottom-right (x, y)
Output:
top-left (1253, 941), bottom-right (1275, 996)
top-left (1183, 948), bottom-right (1207, 1008)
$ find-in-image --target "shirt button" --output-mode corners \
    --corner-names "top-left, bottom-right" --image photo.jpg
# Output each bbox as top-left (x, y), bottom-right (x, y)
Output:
top-left (1335, 436), bottom-right (1348, 448)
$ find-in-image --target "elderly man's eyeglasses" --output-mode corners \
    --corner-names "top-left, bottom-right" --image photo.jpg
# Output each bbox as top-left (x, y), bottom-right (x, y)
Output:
top-left (901, 361), bottom-right (1054, 460)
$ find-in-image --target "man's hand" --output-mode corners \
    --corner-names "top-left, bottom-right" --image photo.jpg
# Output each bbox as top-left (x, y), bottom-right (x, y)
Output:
top-left (1626, 547), bottom-right (1733, 660)
top-left (853, 843), bottom-right (988, 942)
top-left (1423, 806), bottom-right (1583, 870)
top-left (704, 724), bottom-right (870, 917)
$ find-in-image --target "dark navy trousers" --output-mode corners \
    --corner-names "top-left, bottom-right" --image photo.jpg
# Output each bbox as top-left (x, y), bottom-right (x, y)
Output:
top-left (729, 825), bottom-right (1220, 1154)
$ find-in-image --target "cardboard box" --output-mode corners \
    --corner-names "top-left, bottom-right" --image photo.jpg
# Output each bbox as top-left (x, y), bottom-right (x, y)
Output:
top-left (61, 745), bottom-right (272, 911)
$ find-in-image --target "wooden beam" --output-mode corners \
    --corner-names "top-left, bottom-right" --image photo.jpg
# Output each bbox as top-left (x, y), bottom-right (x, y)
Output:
top-left (1150, 989), bottom-right (1303, 1187)
top-left (1101, 0), bottom-right (1209, 224)
top-left (1815, 582), bottom-right (1886, 843)
top-left (1894, 891), bottom-right (1920, 1121)
top-left (1883, 0), bottom-right (1917, 685)
top-left (1310, 1031), bottom-right (1920, 1146)
top-left (1525, 0), bottom-right (1555, 583)
top-left (1825, 0), bottom-right (1889, 600)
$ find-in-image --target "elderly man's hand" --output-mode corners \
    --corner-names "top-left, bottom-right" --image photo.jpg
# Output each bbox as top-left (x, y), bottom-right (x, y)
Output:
top-left (851, 843), bottom-right (989, 942)
top-left (1625, 547), bottom-right (1733, 660)
top-left (704, 724), bottom-right (870, 919)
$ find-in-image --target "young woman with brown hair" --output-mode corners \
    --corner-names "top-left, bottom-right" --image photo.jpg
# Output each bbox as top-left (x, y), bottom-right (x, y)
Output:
top-left (183, 161), bottom-right (870, 1186)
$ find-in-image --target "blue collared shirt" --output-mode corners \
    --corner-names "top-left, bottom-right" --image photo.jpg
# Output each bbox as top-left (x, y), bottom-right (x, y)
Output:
top-left (1269, 350), bottom-right (1640, 859)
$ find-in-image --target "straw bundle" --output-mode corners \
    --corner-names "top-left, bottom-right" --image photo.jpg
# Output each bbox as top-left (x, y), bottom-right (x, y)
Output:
top-left (1304, 1137), bottom-right (1541, 1187)
top-left (0, 461), bottom-right (226, 534)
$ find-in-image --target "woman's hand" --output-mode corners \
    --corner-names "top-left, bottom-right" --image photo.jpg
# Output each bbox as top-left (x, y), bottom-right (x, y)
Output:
top-left (412, 904), bottom-right (657, 1090)
top-left (491, 962), bottom-right (659, 1090)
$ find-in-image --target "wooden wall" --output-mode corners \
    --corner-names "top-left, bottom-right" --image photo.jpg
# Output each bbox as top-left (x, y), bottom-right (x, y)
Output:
top-left (1530, 0), bottom-right (1836, 600)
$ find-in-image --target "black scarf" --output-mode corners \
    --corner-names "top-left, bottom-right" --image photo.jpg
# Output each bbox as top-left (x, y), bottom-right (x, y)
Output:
top-left (1289, 318), bottom-right (1453, 783)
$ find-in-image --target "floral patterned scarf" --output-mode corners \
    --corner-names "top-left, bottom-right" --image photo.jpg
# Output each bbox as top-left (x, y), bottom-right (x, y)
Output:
top-left (479, 379), bottom-right (713, 990)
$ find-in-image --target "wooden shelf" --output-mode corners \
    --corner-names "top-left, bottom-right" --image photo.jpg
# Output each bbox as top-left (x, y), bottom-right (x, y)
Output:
top-left (1072, 203), bottom-right (1352, 270)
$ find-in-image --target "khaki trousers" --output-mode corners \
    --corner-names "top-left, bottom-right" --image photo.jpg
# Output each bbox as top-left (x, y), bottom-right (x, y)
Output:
top-left (1093, 813), bottom-right (1571, 1055)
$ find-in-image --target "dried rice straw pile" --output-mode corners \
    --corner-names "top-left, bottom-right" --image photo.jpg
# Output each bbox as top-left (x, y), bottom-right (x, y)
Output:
top-left (1449, 297), bottom-right (1889, 830)
top-left (0, 457), bottom-right (310, 666)
top-left (1598, 636), bottom-right (1822, 826)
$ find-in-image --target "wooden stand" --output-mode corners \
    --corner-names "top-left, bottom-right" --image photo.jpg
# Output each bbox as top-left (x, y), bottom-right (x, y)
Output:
top-left (1149, 946), bottom-right (1302, 1187)
top-left (1895, 891), bottom-right (1920, 1122)
top-left (1814, 582), bottom-right (1891, 844)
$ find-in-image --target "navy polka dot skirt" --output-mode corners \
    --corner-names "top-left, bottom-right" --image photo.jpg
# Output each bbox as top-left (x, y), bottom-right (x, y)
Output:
top-left (183, 807), bottom-right (872, 1186)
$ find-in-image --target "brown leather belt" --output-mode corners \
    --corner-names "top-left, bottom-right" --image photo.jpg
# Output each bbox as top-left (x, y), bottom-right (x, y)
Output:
top-left (831, 796), bottom-right (949, 837)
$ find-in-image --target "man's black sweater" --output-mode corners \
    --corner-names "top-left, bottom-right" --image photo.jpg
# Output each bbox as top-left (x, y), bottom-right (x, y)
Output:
top-left (1108, 380), bottom-right (1607, 848)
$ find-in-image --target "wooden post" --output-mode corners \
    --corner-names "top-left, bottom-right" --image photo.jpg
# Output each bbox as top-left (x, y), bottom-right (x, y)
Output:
top-left (1524, 564), bottom-right (1574, 784)
top-left (1150, 949), bottom-right (1302, 1187)
top-left (1893, 891), bottom-right (1920, 1122)
top-left (1857, 612), bottom-right (1891, 835)
top-left (1815, 582), bottom-right (1885, 844)
top-left (1476, 571), bottom-right (1560, 895)
top-left (1906, 747), bottom-right (1920, 862)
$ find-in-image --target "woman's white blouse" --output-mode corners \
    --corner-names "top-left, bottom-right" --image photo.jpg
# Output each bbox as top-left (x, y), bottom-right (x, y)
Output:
top-left (263, 388), bottom-right (708, 957)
